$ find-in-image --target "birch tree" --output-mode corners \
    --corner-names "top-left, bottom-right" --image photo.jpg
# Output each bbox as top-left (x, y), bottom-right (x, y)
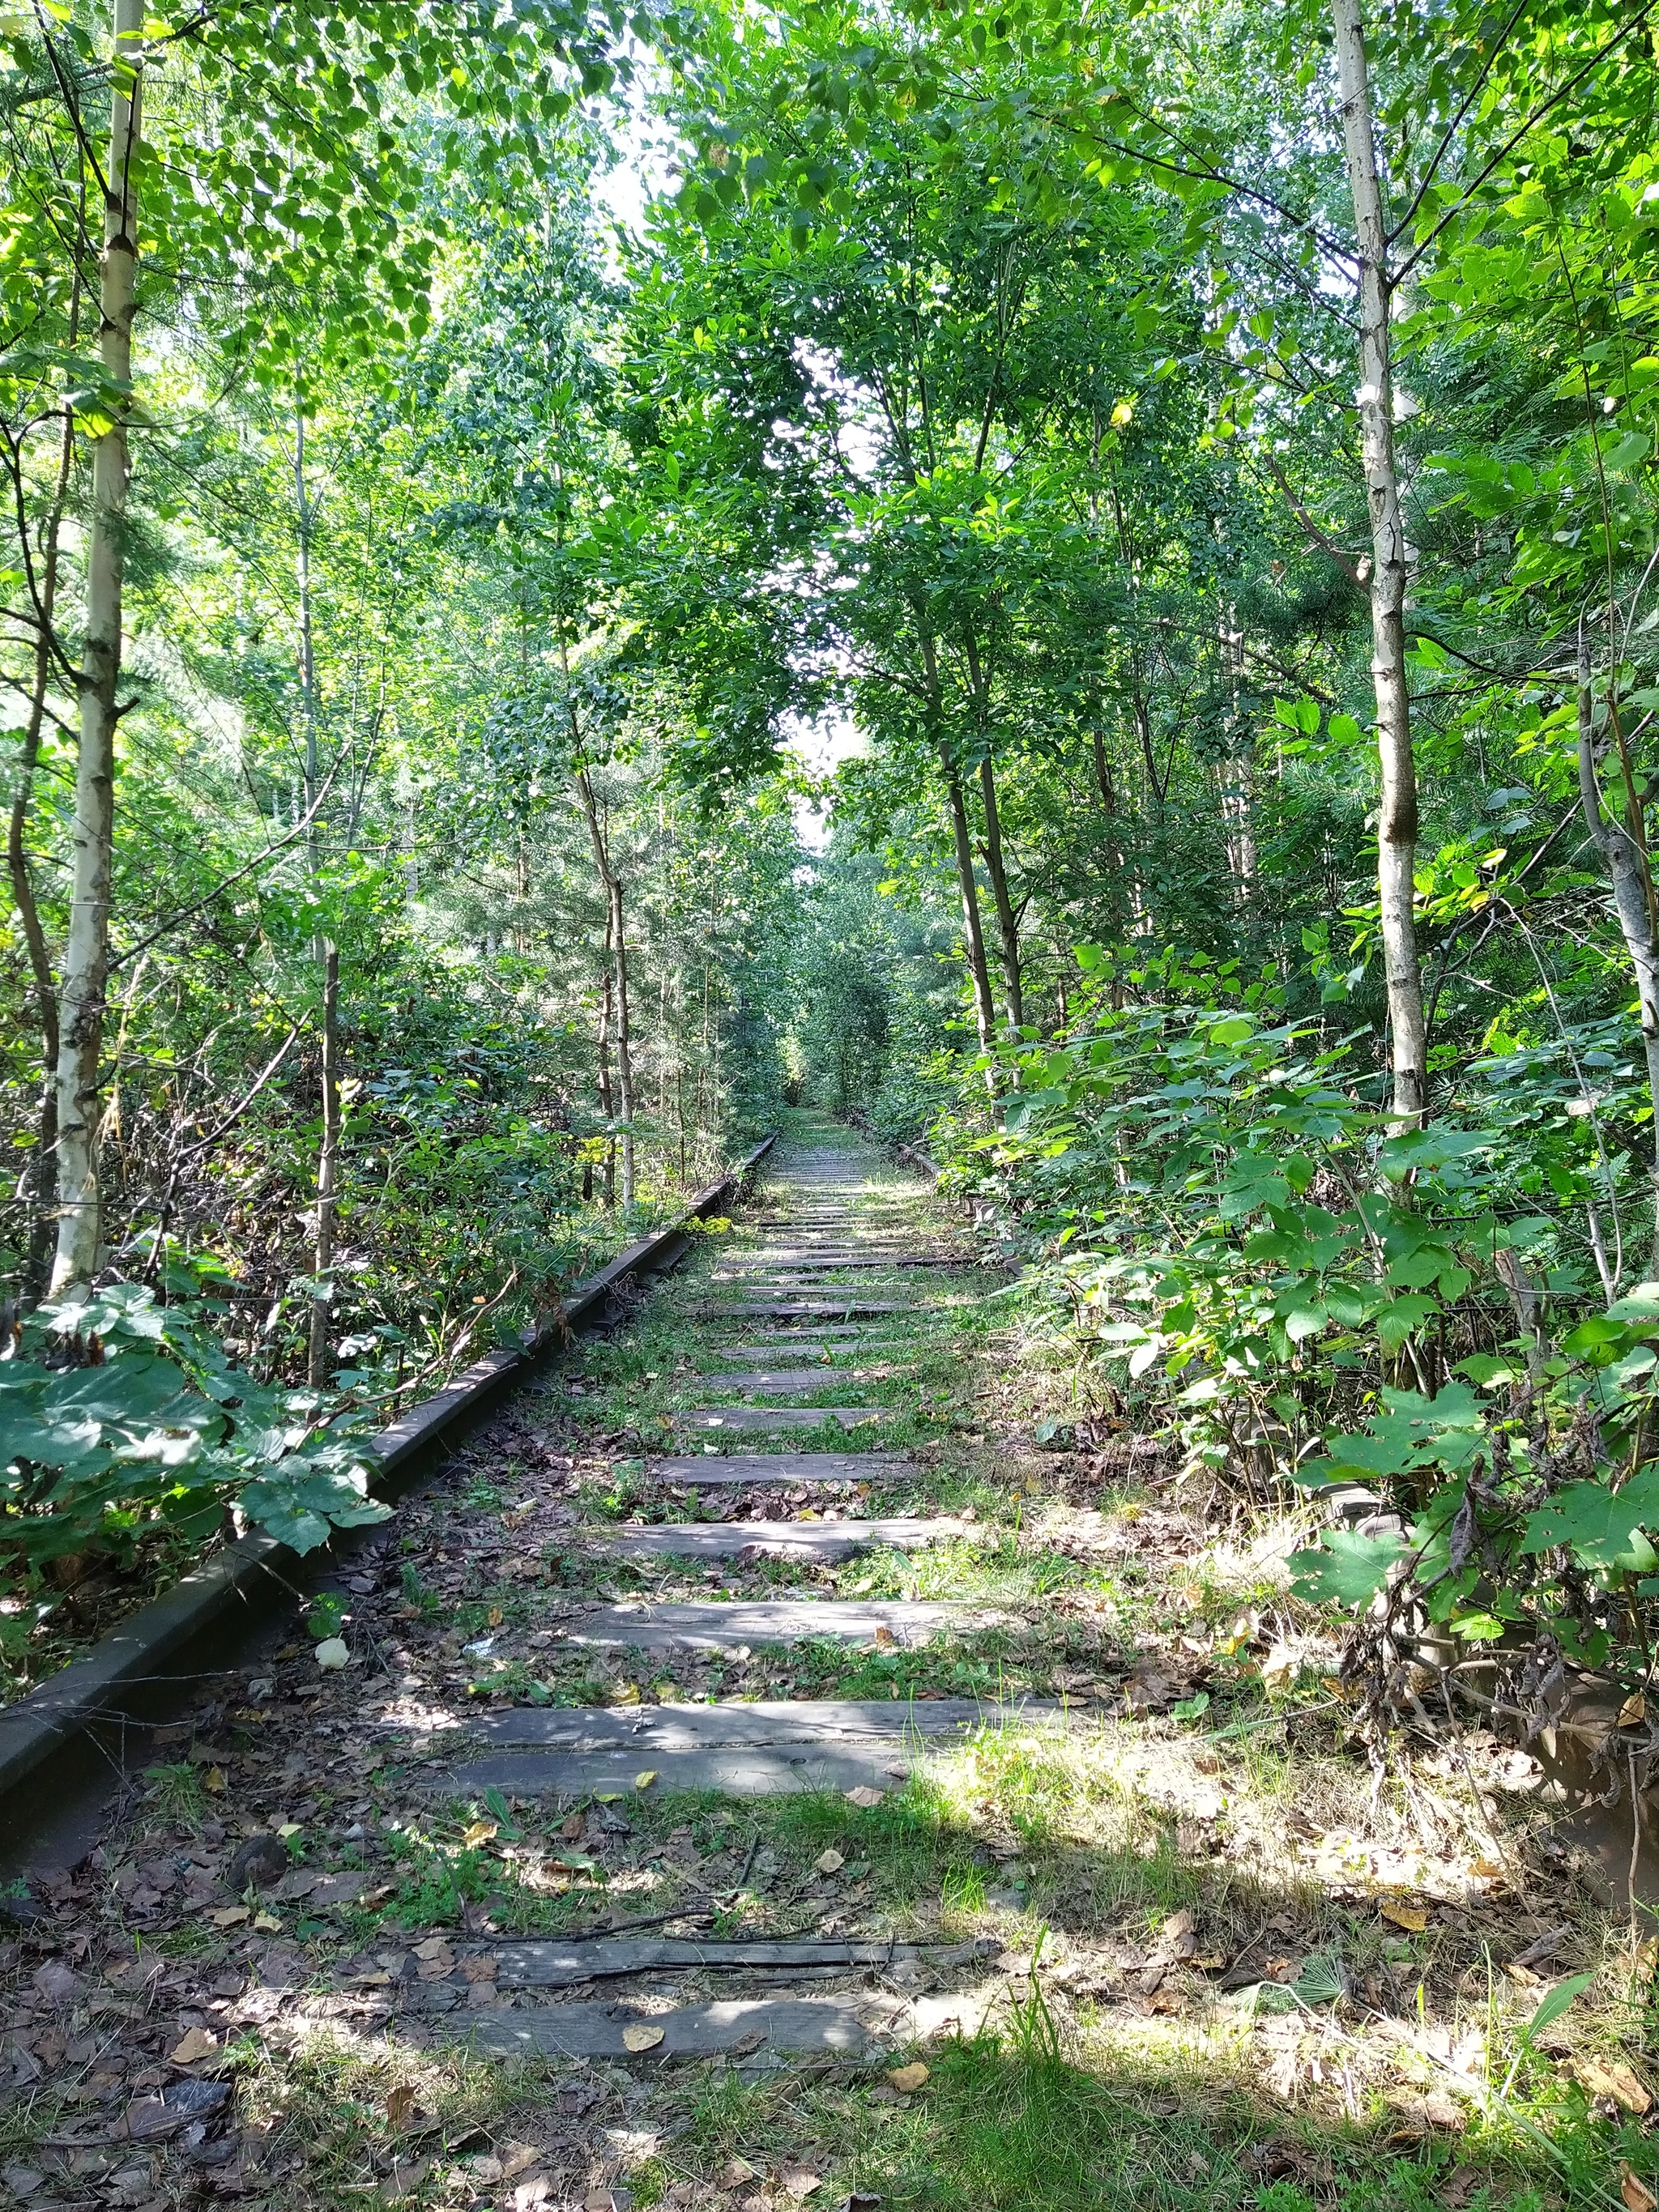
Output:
top-left (1328, 0), bottom-right (1427, 1128)
top-left (49, 0), bottom-right (144, 1294)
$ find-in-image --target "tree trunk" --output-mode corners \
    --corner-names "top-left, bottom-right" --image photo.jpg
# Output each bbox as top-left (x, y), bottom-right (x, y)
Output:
top-left (11, 403), bottom-right (75, 1298)
top-left (596, 914), bottom-right (616, 1206)
top-left (916, 631), bottom-right (996, 1061)
top-left (1578, 641), bottom-right (1659, 1264)
top-left (943, 749), bottom-right (997, 1059)
top-left (1331, 0), bottom-right (1427, 1126)
top-left (307, 946), bottom-right (341, 1388)
top-left (976, 755), bottom-right (1024, 1033)
top-left (49, 0), bottom-right (144, 1294)
top-left (608, 872), bottom-right (636, 1207)
top-left (575, 765), bottom-right (634, 1206)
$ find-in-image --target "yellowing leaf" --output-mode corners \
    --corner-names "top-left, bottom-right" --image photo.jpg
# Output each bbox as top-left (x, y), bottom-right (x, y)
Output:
top-left (1623, 2165), bottom-right (1657, 2212)
top-left (595, 1792), bottom-right (623, 1804)
top-left (275, 1821), bottom-right (301, 1839)
top-left (207, 1906), bottom-right (249, 1928)
top-left (815, 1848), bottom-right (845, 1874)
top-left (253, 1912), bottom-right (281, 1933)
top-left (1575, 2058), bottom-right (1652, 2114)
top-left (886, 2063), bottom-right (929, 2093)
top-left (203, 1766), bottom-right (226, 1793)
top-left (462, 1819), bottom-right (499, 1848)
top-left (385, 2083), bottom-right (416, 2130)
top-left (1620, 1692), bottom-right (1648, 1728)
top-left (487, 1606), bottom-right (504, 1627)
top-left (621, 2023), bottom-right (665, 2052)
top-left (633, 1771), bottom-right (658, 1789)
top-left (1380, 1902), bottom-right (1428, 1933)
top-left (169, 2028), bottom-right (217, 2065)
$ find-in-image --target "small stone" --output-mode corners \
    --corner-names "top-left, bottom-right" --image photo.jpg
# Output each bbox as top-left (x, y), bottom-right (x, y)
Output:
top-left (225, 1834), bottom-right (290, 1891)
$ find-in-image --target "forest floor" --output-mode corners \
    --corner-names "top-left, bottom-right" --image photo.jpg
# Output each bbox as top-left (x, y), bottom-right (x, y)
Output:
top-left (0, 1114), bottom-right (1653, 2212)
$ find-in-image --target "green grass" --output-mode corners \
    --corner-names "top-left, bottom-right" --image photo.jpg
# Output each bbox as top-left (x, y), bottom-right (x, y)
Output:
top-left (652, 2024), bottom-right (1635, 2212)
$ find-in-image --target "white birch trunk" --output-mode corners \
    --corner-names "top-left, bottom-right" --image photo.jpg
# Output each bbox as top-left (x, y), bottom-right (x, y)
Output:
top-left (1577, 644), bottom-right (1659, 1265)
top-left (50, 0), bottom-right (145, 1293)
top-left (1331, 0), bottom-right (1428, 1125)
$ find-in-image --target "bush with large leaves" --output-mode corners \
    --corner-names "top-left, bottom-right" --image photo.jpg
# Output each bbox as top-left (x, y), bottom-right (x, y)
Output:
top-left (0, 1285), bottom-right (386, 1569)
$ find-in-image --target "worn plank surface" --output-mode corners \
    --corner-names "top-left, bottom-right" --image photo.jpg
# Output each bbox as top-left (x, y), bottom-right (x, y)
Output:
top-left (671, 1406), bottom-right (896, 1432)
top-left (561, 1599), bottom-right (1000, 1652)
top-left (459, 1993), bottom-right (915, 2060)
top-left (586, 1516), bottom-right (976, 1560)
top-left (489, 1936), bottom-right (918, 1987)
top-left (646, 1452), bottom-right (904, 1484)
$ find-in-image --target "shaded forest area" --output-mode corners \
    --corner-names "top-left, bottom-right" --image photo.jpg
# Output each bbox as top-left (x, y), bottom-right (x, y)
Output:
top-left (9, 0), bottom-right (1659, 1808)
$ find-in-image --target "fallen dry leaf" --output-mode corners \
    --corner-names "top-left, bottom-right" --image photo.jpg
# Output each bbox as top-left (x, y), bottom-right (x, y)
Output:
top-left (1620, 1692), bottom-right (1648, 1728)
top-left (873, 1627), bottom-right (897, 1649)
top-left (462, 1819), bottom-right (498, 1848)
top-left (634, 1770), bottom-right (658, 1789)
top-left (844, 1786), bottom-right (885, 1809)
top-left (621, 2023), bottom-right (665, 2052)
top-left (1623, 2165), bottom-right (1657, 2212)
top-left (815, 1848), bottom-right (846, 1875)
top-left (488, 1605), bottom-right (505, 1627)
top-left (886, 2063), bottom-right (929, 2094)
top-left (1575, 2059), bottom-right (1652, 2115)
top-left (168, 2028), bottom-right (218, 2066)
top-left (501, 2144), bottom-right (541, 2181)
top-left (1259, 1643), bottom-right (1298, 1695)
top-left (781, 2168), bottom-right (822, 2200)
top-left (207, 1905), bottom-right (249, 1928)
top-left (203, 1766), bottom-right (226, 1792)
top-left (252, 1912), bottom-right (281, 1933)
top-left (1380, 1902), bottom-right (1428, 1933)
top-left (385, 2083), bottom-right (416, 2130)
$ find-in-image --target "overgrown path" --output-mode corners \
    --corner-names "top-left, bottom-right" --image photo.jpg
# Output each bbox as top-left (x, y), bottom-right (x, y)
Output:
top-left (0, 1118), bottom-right (1645, 2210)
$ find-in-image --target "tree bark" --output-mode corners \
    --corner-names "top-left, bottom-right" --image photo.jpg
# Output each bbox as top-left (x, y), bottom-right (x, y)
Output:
top-left (307, 945), bottom-right (341, 1388)
top-left (943, 749), bottom-right (997, 1059)
top-left (916, 630), bottom-right (996, 1061)
top-left (1331, 0), bottom-right (1427, 1126)
top-left (976, 755), bottom-right (1024, 1033)
top-left (1577, 640), bottom-right (1659, 1264)
top-left (10, 401), bottom-right (75, 1298)
top-left (50, 0), bottom-right (145, 1294)
top-left (577, 765), bottom-right (633, 1204)
top-left (596, 912), bottom-right (616, 1205)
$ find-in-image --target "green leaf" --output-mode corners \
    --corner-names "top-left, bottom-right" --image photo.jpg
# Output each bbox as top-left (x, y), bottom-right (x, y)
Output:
top-left (1520, 1972), bottom-right (1593, 2043)
top-left (1287, 1528), bottom-right (1406, 1607)
top-left (1522, 1468), bottom-right (1659, 1567)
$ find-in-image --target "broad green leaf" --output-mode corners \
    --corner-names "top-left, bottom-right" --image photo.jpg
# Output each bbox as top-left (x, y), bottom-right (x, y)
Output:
top-left (1287, 1528), bottom-right (1406, 1607)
